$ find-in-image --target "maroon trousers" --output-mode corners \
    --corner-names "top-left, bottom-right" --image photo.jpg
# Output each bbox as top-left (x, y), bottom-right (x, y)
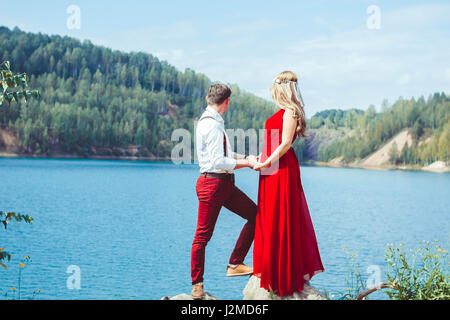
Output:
top-left (191, 175), bottom-right (257, 285)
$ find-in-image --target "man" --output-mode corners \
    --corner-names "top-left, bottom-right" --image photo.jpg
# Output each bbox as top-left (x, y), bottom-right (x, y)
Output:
top-left (191, 83), bottom-right (258, 299)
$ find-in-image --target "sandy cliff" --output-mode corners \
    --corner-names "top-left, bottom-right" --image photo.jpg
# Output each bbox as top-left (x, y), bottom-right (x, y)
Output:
top-left (360, 129), bottom-right (413, 168)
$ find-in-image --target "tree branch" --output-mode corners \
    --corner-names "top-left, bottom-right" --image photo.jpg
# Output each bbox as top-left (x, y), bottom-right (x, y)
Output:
top-left (356, 283), bottom-right (392, 300)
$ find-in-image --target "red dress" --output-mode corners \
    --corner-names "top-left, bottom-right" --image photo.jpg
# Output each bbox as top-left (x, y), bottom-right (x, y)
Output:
top-left (253, 109), bottom-right (324, 297)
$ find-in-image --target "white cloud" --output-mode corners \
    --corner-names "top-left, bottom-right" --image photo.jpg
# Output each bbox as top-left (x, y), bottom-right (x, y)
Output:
top-left (249, 3), bottom-right (450, 115)
top-left (9, 2), bottom-right (448, 118)
top-left (445, 68), bottom-right (450, 80)
top-left (157, 49), bottom-right (185, 63)
top-left (383, 3), bottom-right (450, 30)
top-left (396, 74), bottom-right (411, 86)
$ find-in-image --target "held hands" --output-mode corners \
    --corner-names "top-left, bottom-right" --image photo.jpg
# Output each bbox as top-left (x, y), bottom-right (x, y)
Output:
top-left (253, 161), bottom-right (270, 171)
top-left (246, 155), bottom-right (258, 167)
top-left (246, 155), bottom-right (270, 171)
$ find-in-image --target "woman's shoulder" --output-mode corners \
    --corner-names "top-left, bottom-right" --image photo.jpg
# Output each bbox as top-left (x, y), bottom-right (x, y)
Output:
top-left (273, 108), bottom-right (285, 117)
top-left (274, 107), bottom-right (295, 119)
top-left (265, 108), bottom-right (284, 127)
top-left (283, 107), bottom-right (295, 117)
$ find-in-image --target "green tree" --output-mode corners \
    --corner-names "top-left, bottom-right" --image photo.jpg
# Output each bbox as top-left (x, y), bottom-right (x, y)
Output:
top-left (438, 122), bottom-right (450, 163)
top-left (1, 26), bottom-right (449, 165)
top-left (389, 142), bottom-right (399, 165)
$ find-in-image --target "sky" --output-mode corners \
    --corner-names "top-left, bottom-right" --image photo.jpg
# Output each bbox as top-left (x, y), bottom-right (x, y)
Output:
top-left (2, 0), bottom-right (450, 117)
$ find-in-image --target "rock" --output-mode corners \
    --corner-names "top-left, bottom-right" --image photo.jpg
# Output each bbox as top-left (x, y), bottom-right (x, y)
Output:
top-left (243, 276), bottom-right (327, 300)
top-left (163, 277), bottom-right (327, 300)
top-left (162, 292), bottom-right (219, 300)
top-left (422, 161), bottom-right (450, 173)
top-left (328, 156), bottom-right (345, 167)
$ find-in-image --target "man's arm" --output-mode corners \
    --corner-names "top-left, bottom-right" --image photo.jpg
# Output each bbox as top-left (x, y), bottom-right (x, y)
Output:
top-left (204, 123), bottom-right (257, 171)
top-left (232, 152), bottom-right (246, 160)
top-left (234, 158), bottom-right (255, 170)
top-left (234, 154), bottom-right (259, 169)
top-left (205, 123), bottom-right (238, 171)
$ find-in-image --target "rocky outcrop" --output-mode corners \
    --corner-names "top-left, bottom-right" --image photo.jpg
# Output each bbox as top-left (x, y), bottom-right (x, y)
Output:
top-left (328, 156), bottom-right (345, 167)
top-left (243, 276), bottom-right (327, 300)
top-left (162, 292), bottom-right (218, 300)
top-left (0, 128), bottom-right (18, 152)
top-left (422, 161), bottom-right (450, 173)
top-left (360, 129), bottom-right (413, 167)
top-left (162, 277), bottom-right (327, 300)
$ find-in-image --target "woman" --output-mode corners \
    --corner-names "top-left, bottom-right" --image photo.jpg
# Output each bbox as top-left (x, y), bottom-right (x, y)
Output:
top-left (252, 71), bottom-right (324, 297)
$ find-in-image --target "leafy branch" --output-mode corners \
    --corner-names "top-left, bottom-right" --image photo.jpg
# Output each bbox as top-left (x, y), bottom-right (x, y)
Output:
top-left (0, 211), bottom-right (33, 269)
top-left (0, 248), bottom-right (11, 269)
top-left (0, 61), bottom-right (40, 105)
top-left (0, 211), bottom-right (33, 229)
top-left (384, 242), bottom-right (450, 300)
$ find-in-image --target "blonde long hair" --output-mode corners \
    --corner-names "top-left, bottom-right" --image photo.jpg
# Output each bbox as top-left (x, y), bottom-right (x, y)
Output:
top-left (271, 71), bottom-right (308, 138)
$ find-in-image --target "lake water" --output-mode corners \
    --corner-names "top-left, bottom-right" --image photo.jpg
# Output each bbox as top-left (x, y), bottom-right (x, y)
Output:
top-left (0, 158), bottom-right (449, 300)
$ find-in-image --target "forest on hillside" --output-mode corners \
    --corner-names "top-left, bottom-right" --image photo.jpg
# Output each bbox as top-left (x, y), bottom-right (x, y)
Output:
top-left (0, 27), bottom-right (274, 158)
top-left (310, 95), bottom-right (449, 165)
top-left (0, 26), bottom-right (449, 166)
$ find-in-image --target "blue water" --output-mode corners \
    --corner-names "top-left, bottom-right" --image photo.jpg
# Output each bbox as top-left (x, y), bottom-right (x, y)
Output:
top-left (0, 158), bottom-right (449, 300)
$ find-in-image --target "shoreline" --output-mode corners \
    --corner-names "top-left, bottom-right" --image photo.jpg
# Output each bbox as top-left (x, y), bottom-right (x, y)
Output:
top-left (0, 151), bottom-right (172, 162)
top-left (1, 152), bottom-right (449, 173)
top-left (310, 160), bottom-right (450, 174)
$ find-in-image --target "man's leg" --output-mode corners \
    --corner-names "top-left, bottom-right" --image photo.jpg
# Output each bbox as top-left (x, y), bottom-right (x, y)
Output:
top-left (223, 184), bottom-right (257, 266)
top-left (191, 177), bottom-right (227, 285)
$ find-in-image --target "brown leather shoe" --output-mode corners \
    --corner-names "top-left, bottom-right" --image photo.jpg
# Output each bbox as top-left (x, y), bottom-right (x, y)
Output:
top-left (226, 264), bottom-right (253, 277)
top-left (191, 283), bottom-right (205, 300)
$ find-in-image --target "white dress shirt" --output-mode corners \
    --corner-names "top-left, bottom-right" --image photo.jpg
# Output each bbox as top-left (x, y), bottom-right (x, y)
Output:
top-left (196, 106), bottom-right (237, 174)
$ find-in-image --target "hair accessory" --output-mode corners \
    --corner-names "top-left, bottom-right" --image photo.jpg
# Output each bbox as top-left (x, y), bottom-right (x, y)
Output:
top-left (274, 78), bottom-right (300, 85)
top-left (274, 77), bottom-right (305, 109)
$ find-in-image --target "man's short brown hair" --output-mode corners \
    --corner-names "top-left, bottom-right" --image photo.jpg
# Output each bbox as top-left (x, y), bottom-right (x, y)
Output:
top-left (206, 83), bottom-right (231, 105)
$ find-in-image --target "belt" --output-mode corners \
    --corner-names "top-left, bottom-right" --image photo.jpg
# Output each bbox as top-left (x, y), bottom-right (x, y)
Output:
top-left (202, 172), bottom-right (235, 183)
